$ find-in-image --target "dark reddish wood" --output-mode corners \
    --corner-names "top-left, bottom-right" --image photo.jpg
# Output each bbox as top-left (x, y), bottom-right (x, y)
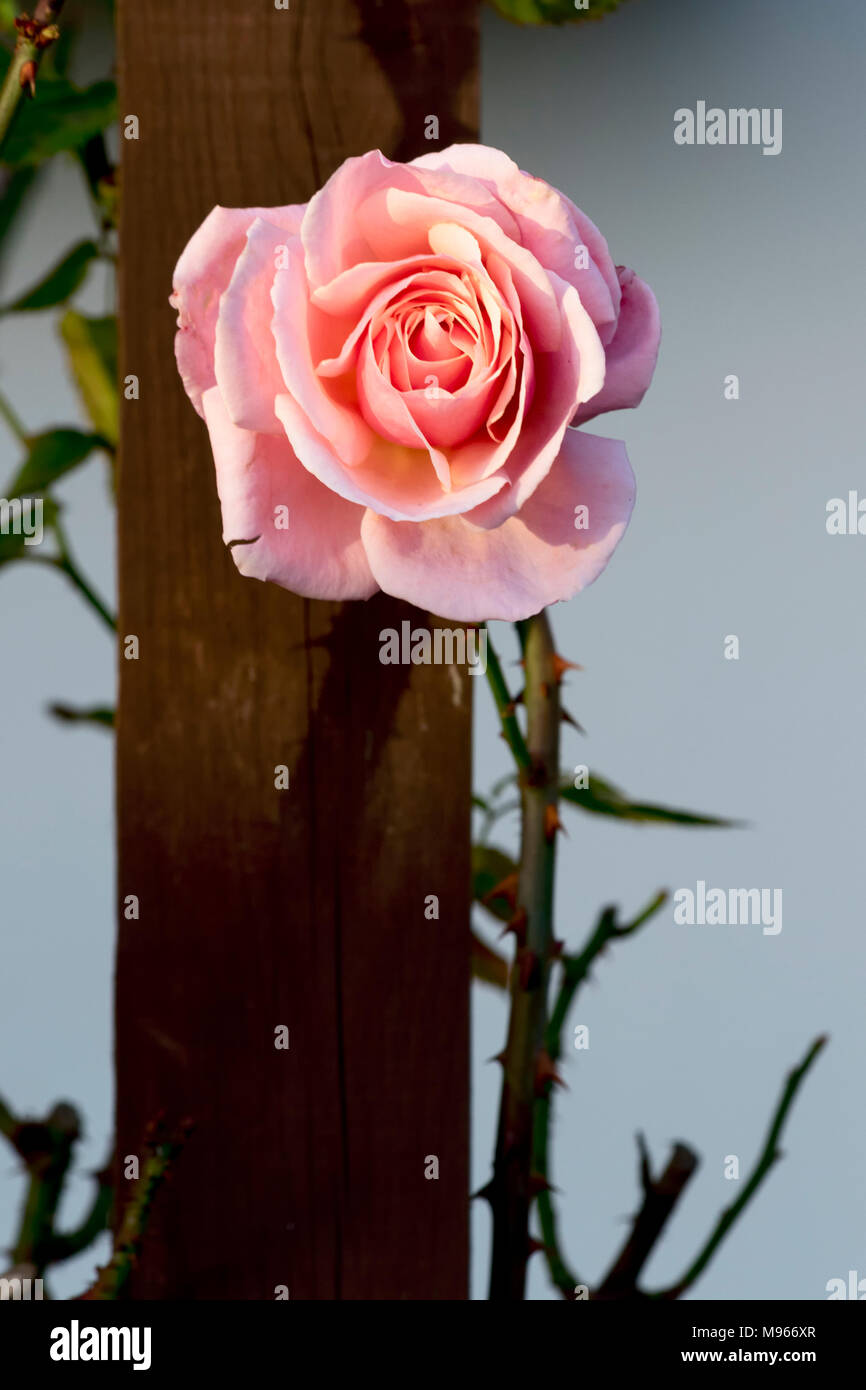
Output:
top-left (115, 0), bottom-right (476, 1299)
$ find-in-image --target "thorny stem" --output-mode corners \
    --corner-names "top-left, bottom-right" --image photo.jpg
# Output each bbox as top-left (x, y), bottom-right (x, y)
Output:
top-left (649, 1034), bottom-right (827, 1299)
top-left (535, 891), bottom-right (669, 1296)
top-left (79, 1118), bottom-right (192, 1300)
top-left (488, 611), bottom-right (560, 1300)
top-left (0, 1095), bottom-right (108, 1278)
top-left (0, 2), bottom-right (67, 158)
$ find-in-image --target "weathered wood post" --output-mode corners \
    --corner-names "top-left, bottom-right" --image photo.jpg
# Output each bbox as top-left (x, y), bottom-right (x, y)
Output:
top-left (115, 0), bottom-right (477, 1299)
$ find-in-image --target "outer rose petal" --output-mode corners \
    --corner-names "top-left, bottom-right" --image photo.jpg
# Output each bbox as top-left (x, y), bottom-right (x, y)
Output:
top-left (361, 430), bottom-right (635, 622)
top-left (172, 202), bottom-right (304, 417)
top-left (214, 218), bottom-right (294, 435)
top-left (574, 268), bottom-right (661, 423)
top-left (202, 386), bottom-right (377, 601)
top-left (300, 150), bottom-right (520, 290)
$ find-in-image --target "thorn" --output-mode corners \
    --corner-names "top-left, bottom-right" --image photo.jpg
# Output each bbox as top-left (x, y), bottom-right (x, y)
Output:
top-left (549, 938), bottom-right (565, 959)
top-left (470, 1180), bottom-right (496, 1204)
top-left (534, 1048), bottom-right (566, 1097)
top-left (560, 706), bottom-right (585, 733)
top-left (498, 905), bottom-right (527, 946)
top-left (487, 1050), bottom-right (507, 1067)
top-left (544, 805), bottom-right (565, 842)
top-left (483, 872), bottom-right (519, 910)
top-left (552, 653), bottom-right (581, 685)
top-left (527, 1236), bottom-right (547, 1258)
top-left (19, 60), bottom-right (37, 97)
top-left (529, 1171), bottom-right (556, 1197)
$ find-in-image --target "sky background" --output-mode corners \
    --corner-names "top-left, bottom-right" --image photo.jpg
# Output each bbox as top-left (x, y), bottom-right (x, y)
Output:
top-left (2, 0), bottom-right (864, 1299)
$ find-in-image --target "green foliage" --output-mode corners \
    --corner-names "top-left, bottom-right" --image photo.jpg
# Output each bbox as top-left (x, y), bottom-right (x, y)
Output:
top-left (60, 311), bottom-right (118, 446)
top-left (472, 843), bottom-right (518, 922)
top-left (48, 702), bottom-right (115, 729)
top-left (0, 73), bottom-right (117, 168)
top-left (561, 773), bottom-right (739, 827)
top-left (0, 494), bottom-right (60, 565)
top-left (1, 239), bottom-right (100, 313)
top-left (488, 0), bottom-right (628, 24)
top-left (9, 427), bottom-right (106, 494)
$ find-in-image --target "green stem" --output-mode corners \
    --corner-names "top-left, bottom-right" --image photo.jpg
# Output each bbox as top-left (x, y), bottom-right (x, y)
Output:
top-left (51, 515), bottom-right (116, 631)
top-left (488, 610), bottom-right (560, 1300)
top-left (80, 1121), bottom-right (191, 1300)
top-left (0, 3), bottom-right (67, 158)
top-left (649, 1035), bottom-right (827, 1299)
top-left (0, 385), bottom-right (27, 443)
top-left (483, 623), bottom-right (531, 773)
top-left (536, 891), bottom-right (668, 1297)
top-left (9, 1102), bottom-right (81, 1275)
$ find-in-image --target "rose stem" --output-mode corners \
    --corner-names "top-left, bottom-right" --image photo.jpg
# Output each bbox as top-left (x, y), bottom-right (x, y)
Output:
top-left (0, 2), bottom-right (67, 158)
top-left (488, 609), bottom-right (561, 1300)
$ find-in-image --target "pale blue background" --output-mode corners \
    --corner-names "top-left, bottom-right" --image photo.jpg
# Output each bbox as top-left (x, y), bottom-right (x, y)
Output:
top-left (1, 0), bottom-right (864, 1299)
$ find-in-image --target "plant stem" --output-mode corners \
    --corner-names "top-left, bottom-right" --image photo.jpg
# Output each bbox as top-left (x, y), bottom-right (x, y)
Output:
top-left (52, 514), bottom-right (116, 630)
top-left (0, 385), bottom-right (27, 443)
top-left (488, 610), bottom-right (560, 1300)
top-left (483, 623), bottom-right (531, 773)
top-left (79, 1119), bottom-right (192, 1300)
top-left (0, 2), bottom-right (67, 158)
top-left (649, 1034), bottom-right (827, 1299)
top-left (534, 890), bottom-right (669, 1296)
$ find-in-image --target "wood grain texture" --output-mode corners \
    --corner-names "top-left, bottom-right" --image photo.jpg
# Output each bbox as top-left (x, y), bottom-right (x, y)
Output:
top-left (115, 0), bottom-right (477, 1300)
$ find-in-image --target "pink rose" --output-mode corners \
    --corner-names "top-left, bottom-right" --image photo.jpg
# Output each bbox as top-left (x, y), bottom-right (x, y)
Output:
top-left (171, 144), bottom-right (659, 621)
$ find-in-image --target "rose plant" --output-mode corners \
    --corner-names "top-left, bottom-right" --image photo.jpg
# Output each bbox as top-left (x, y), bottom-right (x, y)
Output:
top-left (170, 147), bottom-right (820, 1303)
top-left (171, 144), bottom-right (659, 621)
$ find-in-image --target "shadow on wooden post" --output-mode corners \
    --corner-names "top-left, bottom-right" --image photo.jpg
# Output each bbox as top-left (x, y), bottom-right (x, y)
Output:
top-left (115, 0), bottom-right (477, 1300)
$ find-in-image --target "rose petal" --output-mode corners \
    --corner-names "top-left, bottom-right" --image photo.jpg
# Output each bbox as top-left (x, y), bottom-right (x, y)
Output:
top-left (172, 202), bottom-right (304, 416)
top-left (574, 267), bottom-right (661, 423)
top-left (271, 240), bottom-right (375, 467)
top-left (214, 217), bottom-right (294, 434)
top-left (460, 264), bottom-right (603, 526)
top-left (301, 150), bottom-right (520, 289)
top-left (273, 392), bottom-right (507, 523)
top-left (202, 386), bottom-right (377, 600)
top-left (361, 430), bottom-right (635, 621)
top-left (413, 144), bottom-right (620, 337)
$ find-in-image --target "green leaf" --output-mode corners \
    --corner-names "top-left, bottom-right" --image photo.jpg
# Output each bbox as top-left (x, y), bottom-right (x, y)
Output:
top-left (9, 427), bottom-right (105, 494)
top-left (1, 240), bottom-right (100, 314)
top-left (0, 493), bottom-right (59, 565)
top-left (48, 702), bottom-right (115, 730)
top-left (59, 311), bottom-right (118, 446)
top-left (488, 0), bottom-right (628, 24)
top-left (472, 843), bottom-right (519, 923)
top-left (561, 774), bottom-right (740, 827)
top-left (0, 77), bottom-right (117, 168)
top-left (471, 930), bottom-right (509, 991)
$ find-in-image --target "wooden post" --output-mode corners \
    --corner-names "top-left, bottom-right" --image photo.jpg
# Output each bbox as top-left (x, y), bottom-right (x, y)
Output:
top-left (115, 0), bottom-right (477, 1300)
